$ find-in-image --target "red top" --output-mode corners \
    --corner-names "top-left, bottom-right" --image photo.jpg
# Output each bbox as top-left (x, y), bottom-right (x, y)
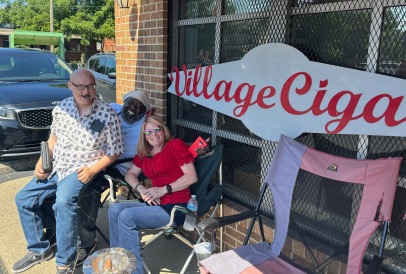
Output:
top-left (133, 138), bottom-right (194, 205)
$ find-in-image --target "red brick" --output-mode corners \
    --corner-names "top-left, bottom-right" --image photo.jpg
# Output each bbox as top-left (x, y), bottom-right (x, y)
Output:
top-left (326, 260), bottom-right (340, 274)
top-left (226, 227), bottom-right (246, 243)
top-left (138, 45), bottom-right (151, 51)
top-left (151, 28), bottom-right (165, 36)
top-left (292, 240), bottom-right (305, 257)
top-left (144, 83), bottom-right (157, 91)
top-left (151, 91), bottom-right (167, 99)
top-left (249, 232), bottom-right (261, 243)
top-left (145, 36), bottom-right (158, 44)
top-left (138, 29), bottom-right (151, 37)
top-left (282, 236), bottom-right (293, 254)
top-left (142, 4), bottom-right (156, 13)
top-left (154, 99), bottom-right (166, 108)
top-left (223, 242), bottom-right (234, 251)
top-left (314, 250), bottom-right (329, 267)
top-left (150, 75), bottom-right (166, 85)
top-left (222, 234), bottom-right (237, 248)
top-left (143, 20), bottom-right (157, 29)
top-left (136, 60), bottom-right (151, 67)
top-left (140, 13), bottom-right (151, 21)
top-left (157, 2), bottom-right (168, 11)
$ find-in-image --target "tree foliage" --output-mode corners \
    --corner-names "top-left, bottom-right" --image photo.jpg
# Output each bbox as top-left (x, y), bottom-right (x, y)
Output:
top-left (0, 0), bottom-right (114, 45)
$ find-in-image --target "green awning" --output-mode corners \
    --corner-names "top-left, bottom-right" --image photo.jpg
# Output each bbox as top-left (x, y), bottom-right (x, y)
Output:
top-left (9, 30), bottom-right (65, 59)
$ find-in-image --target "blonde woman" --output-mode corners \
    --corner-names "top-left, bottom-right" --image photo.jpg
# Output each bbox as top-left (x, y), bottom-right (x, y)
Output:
top-left (108, 115), bottom-right (198, 274)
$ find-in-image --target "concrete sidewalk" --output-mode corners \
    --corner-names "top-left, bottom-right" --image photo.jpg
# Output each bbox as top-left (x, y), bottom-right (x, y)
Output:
top-left (0, 160), bottom-right (199, 274)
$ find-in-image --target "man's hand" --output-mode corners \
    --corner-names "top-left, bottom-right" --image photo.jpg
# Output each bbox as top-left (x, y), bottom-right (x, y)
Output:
top-left (34, 160), bottom-right (49, 181)
top-left (77, 166), bottom-right (96, 184)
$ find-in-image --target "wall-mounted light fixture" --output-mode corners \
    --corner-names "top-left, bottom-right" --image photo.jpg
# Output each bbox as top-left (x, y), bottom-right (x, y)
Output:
top-left (117, 0), bottom-right (131, 9)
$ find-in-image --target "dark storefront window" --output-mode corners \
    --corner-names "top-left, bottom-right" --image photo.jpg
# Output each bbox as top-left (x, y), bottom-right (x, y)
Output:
top-left (292, 0), bottom-right (353, 6)
top-left (290, 10), bottom-right (371, 68)
top-left (180, 0), bottom-right (216, 19)
top-left (379, 6), bottom-right (406, 78)
top-left (221, 18), bottom-right (272, 63)
top-left (223, 0), bottom-right (272, 15)
top-left (178, 24), bottom-right (216, 68)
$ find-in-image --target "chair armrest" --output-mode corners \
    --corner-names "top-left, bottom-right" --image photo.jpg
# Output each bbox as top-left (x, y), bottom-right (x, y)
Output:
top-left (103, 174), bottom-right (129, 203)
top-left (162, 205), bottom-right (198, 228)
top-left (197, 209), bottom-right (256, 232)
top-left (173, 205), bottom-right (198, 217)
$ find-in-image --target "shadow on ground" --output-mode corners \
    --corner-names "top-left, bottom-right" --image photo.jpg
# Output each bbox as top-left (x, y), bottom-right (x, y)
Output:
top-left (85, 197), bottom-right (200, 274)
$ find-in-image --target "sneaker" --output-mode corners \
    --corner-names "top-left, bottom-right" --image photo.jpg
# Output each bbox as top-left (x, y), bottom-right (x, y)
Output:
top-left (43, 229), bottom-right (56, 248)
top-left (12, 248), bottom-right (54, 273)
top-left (76, 242), bottom-right (96, 266)
top-left (56, 264), bottom-right (74, 274)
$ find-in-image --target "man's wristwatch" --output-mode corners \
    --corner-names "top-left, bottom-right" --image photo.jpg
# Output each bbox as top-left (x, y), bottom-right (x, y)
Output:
top-left (166, 184), bottom-right (172, 193)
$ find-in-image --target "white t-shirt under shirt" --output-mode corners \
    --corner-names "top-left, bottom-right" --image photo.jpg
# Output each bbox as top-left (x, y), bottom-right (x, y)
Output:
top-left (110, 103), bottom-right (145, 175)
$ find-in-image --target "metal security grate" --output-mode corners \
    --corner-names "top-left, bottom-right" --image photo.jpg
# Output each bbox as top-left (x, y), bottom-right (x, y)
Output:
top-left (169, 1), bottom-right (406, 273)
top-left (17, 108), bottom-right (53, 129)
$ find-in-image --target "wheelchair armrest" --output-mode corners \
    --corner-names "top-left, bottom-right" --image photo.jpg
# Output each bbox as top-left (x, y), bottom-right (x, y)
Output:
top-left (197, 209), bottom-right (256, 232)
top-left (112, 157), bottom-right (134, 165)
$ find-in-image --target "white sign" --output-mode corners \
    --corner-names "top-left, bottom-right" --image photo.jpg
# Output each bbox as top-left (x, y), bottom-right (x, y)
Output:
top-left (168, 43), bottom-right (406, 141)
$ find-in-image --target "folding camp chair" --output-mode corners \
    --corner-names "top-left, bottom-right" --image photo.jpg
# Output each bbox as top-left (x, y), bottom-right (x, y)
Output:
top-left (95, 162), bottom-right (148, 245)
top-left (141, 143), bottom-right (224, 274)
top-left (97, 143), bottom-right (224, 273)
top-left (100, 158), bottom-right (139, 206)
top-left (198, 134), bottom-right (401, 274)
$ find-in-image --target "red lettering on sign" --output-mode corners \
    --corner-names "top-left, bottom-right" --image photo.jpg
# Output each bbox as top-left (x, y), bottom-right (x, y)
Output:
top-left (169, 65), bottom-right (406, 134)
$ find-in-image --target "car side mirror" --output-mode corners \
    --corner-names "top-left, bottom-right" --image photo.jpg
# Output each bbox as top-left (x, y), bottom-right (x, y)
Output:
top-left (108, 72), bottom-right (116, 79)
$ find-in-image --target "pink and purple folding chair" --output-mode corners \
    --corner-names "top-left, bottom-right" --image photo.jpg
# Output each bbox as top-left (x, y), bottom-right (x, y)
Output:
top-left (198, 134), bottom-right (401, 274)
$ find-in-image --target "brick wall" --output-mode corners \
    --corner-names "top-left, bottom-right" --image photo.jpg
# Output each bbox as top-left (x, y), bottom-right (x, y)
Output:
top-left (103, 38), bottom-right (116, 52)
top-left (114, 0), bottom-right (168, 121)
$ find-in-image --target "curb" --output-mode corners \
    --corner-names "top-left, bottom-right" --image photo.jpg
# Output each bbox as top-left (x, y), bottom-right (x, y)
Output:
top-left (0, 156), bottom-right (38, 176)
top-left (0, 256), bottom-right (7, 274)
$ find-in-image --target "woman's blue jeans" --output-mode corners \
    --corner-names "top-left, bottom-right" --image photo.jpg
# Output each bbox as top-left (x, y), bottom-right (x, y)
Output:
top-left (15, 172), bottom-right (85, 266)
top-left (108, 202), bottom-right (173, 274)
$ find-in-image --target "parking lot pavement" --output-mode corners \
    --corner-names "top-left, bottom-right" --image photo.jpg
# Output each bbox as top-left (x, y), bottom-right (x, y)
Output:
top-left (0, 160), bottom-right (199, 274)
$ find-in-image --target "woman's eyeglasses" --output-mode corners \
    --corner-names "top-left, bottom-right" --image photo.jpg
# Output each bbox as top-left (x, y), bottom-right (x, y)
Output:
top-left (70, 81), bottom-right (97, 91)
top-left (144, 126), bottom-right (162, 136)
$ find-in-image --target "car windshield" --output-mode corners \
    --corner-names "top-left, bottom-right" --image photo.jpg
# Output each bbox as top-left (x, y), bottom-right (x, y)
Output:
top-left (0, 52), bottom-right (72, 82)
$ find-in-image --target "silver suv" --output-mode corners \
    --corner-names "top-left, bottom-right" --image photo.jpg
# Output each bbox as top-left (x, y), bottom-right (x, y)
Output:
top-left (86, 52), bottom-right (116, 102)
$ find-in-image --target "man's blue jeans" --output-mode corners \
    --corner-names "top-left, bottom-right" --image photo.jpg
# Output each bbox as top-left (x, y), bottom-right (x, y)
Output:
top-left (15, 172), bottom-right (85, 266)
top-left (108, 202), bottom-right (175, 274)
top-left (40, 174), bottom-right (105, 249)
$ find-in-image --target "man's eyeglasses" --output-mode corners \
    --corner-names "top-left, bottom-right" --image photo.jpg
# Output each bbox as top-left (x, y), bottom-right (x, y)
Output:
top-left (70, 81), bottom-right (97, 91)
top-left (144, 126), bottom-right (162, 136)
